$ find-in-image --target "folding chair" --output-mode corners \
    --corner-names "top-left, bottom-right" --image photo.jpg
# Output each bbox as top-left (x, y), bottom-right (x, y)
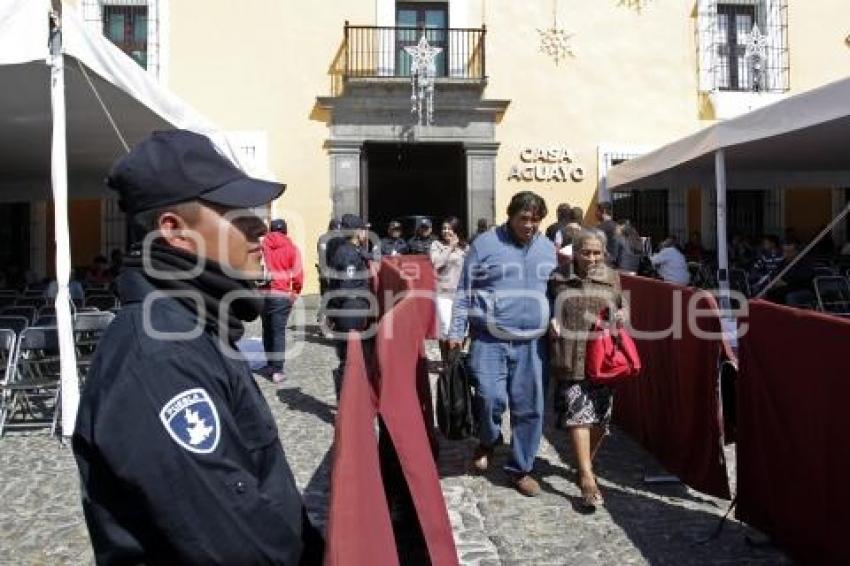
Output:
top-left (85, 294), bottom-right (118, 311)
top-left (75, 312), bottom-right (115, 381)
top-left (813, 276), bottom-right (850, 317)
top-left (0, 315), bottom-right (29, 335)
top-left (14, 296), bottom-right (46, 309)
top-left (0, 329), bottom-right (16, 428)
top-left (0, 306), bottom-right (37, 325)
top-left (0, 326), bottom-right (61, 435)
top-left (0, 291), bottom-right (17, 309)
top-left (813, 266), bottom-right (837, 277)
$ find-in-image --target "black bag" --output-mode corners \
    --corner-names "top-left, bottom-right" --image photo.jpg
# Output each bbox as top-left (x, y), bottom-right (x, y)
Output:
top-left (436, 350), bottom-right (477, 440)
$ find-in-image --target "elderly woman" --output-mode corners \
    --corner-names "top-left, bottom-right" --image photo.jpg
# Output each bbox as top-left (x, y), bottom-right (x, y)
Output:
top-left (548, 229), bottom-right (628, 509)
top-left (430, 216), bottom-right (468, 363)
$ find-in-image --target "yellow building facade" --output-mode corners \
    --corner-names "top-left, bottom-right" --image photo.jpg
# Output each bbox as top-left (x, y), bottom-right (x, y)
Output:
top-left (50, 0), bottom-right (850, 290)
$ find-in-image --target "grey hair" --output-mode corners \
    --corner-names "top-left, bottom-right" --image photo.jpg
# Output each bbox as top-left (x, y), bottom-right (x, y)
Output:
top-left (573, 229), bottom-right (607, 252)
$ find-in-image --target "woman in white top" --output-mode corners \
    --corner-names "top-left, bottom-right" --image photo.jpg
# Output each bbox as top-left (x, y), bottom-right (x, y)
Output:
top-left (429, 216), bottom-right (468, 363)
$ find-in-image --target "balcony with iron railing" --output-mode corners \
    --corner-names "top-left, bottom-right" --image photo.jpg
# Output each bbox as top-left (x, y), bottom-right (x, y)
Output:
top-left (343, 23), bottom-right (486, 82)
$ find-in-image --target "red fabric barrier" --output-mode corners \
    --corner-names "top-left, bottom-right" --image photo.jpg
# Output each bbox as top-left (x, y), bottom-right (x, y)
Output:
top-left (377, 296), bottom-right (458, 566)
top-left (614, 275), bottom-right (731, 499)
top-left (737, 301), bottom-right (850, 565)
top-left (324, 335), bottom-right (397, 566)
top-left (326, 258), bottom-right (456, 564)
top-left (376, 256), bottom-right (437, 339)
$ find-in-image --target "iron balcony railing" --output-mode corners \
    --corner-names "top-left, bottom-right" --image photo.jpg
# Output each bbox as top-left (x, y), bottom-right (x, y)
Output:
top-left (344, 23), bottom-right (486, 80)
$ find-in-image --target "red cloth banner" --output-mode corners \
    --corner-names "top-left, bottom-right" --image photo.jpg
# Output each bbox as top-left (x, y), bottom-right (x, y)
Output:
top-left (615, 275), bottom-right (731, 499)
top-left (376, 256), bottom-right (437, 339)
top-left (737, 301), bottom-right (850, 565)
top-left (326, 257), bottom-right (456, 564)
top-left (324, 336), bottom-right (397, 566)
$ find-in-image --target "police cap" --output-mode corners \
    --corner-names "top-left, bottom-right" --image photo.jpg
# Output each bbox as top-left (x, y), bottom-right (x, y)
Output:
top-left (107, 129), bottom-right (285, 214)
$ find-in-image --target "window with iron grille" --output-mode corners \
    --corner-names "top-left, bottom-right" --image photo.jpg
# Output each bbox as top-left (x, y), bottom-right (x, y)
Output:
top-left (102, 4), bottom-right (148, 68)
top-left (697, 0), bottom-right (788, 93)
top-left (612, 189), bottom-right (669, 248)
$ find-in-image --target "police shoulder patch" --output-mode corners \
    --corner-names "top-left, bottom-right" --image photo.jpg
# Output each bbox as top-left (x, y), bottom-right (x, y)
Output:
top-left (159, 388), bottom-right (221, 454)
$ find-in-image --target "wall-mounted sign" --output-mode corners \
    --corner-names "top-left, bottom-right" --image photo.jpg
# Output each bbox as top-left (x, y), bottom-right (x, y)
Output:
top-left (508, 146), bottom-right (586, 182)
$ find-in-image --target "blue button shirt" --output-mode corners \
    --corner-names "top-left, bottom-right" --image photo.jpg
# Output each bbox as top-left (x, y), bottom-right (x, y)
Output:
top-left (449, 224), bottom-right (556, 340)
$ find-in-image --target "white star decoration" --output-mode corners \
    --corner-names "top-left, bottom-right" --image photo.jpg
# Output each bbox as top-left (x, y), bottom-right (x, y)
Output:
top-left (404, 35), bottom-right (443, 126)
top-left (618, 0), bottom-right (653, 12)
top-left (537, 27), bottom-right (574, 66)
top-left (745, 24), bottom-right (769, 62)
top-left (404, 35), bottom-right (442, 78)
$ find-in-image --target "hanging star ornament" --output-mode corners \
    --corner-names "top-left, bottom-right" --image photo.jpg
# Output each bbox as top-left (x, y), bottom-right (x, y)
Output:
top-left (618, 0), bottom-right (653, 12)
top-left (404, 35), bottom-right (442, 126)
top-left (537, 27), bottom-right (574, 66)
top-left (404, 35), bottom-right (442, 78)
top-left (744, 24), bottom-right (769, 62)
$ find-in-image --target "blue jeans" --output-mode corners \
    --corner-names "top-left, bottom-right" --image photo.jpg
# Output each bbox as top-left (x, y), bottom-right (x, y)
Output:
top-left (468, 335), bottom-right (546, 474)
top-left (262, 295), bottom-right (292, 371)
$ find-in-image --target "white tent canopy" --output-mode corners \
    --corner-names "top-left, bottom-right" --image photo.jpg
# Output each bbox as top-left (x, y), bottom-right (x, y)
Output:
top-left (0, 0), bottom-right (258, 437)
top-left (608, 76), bottom-right (850, 192)
top-left (0, 0), bottom-right (260, 202)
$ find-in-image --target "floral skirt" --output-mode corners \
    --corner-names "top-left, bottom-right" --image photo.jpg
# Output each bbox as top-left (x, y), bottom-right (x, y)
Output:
top-left (557, 381), bottom-right (613, 430)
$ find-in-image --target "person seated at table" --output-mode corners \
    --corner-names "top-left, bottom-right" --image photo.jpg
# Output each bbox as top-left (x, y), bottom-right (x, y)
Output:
top-left (764, 242), bottom-right (816, 308)
top-left (85, 255), bottom-right (112, 287)
top-left (729, 233), bottom-right (756, 269)
top-left (650, 236), bottom-right (690, 285)
top-left (749, 235), bottom-right (783, 294)
top-left (379, 220), bottom-right (409, 256)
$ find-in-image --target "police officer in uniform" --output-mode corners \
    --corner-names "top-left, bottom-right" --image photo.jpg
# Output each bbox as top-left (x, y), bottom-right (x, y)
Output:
top-left (379, 220), bottom-right (409, 257)
top-left (406, 218), bottom-right (437, 255)
top-left (72, 130), bottom-right (323, 565)
top-left (325, 213), bottom-right (372, 399)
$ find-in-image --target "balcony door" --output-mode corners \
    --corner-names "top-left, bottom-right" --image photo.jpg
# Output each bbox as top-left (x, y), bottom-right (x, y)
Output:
top-left (103, 4), bottom-right (148, 69)
top-left (716, 3), bottom-right (756, 91)
top-left (396, 2), bottom-right (448, 77)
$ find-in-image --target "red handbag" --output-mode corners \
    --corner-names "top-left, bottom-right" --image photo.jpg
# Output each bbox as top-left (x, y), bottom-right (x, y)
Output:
top-left (585, 309), bottom-right (642, 384)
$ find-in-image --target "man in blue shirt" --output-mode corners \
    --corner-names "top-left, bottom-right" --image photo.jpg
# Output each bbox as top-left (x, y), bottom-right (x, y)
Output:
top-left (448, 191), bottom-right (556, 497)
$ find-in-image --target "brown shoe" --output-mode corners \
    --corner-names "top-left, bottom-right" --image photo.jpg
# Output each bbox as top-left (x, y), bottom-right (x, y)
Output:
top-left (512, 474), bottom-right (541, 497)
top-left (471, 444), bottom-right (493, 473)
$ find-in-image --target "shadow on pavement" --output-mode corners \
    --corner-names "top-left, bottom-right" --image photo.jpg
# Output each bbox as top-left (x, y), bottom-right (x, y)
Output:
top-left (276, 386), bottom-right (336, 426)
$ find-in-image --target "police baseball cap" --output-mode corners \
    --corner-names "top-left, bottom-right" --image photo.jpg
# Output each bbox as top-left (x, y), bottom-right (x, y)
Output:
top-left (388, 220), bottom-right (402, 230)
top-left (341, 213), bottom-right (367, 230)
top-left (107, 129), bottom-right (285, 214)
top-left (419, 218), bottom-right (432, 228)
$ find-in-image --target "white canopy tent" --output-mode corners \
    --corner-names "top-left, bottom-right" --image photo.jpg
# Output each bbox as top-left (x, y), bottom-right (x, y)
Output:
top-left (607, 76), bottom-right (850, 307)
top-left (0, 0), bottom-right (261, 437)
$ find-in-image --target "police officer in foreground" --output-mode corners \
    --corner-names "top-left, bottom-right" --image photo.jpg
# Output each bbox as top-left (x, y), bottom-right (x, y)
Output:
top-left (325, 213), bottom-right (372, 399)
top-left (72, 130), bottom-right (323, 565)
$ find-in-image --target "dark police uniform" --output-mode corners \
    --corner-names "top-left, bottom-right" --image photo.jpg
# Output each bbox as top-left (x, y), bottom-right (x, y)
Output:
top-left (326, 236), bottom-right (372, 396)
top-left (71, 129), bottom-right (320, 565)
top-left (406, 234), bottom-right (436, 255)
top-left (73, 271), bottom-right (318, 564)
top-left (379, 237), bottom-right (409, 257)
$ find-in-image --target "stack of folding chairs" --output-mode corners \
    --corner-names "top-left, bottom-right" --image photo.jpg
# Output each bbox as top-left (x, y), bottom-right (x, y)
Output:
top-left (0, 296), bottom-right (115, 436)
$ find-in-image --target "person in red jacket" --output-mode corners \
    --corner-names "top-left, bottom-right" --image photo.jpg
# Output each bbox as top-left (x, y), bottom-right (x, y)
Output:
top-left (259, 218), bottom-right (303, 383)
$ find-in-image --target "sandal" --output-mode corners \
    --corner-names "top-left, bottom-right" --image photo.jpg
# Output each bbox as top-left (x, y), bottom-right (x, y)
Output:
top-left (578, 476), bottom-right (604, 510)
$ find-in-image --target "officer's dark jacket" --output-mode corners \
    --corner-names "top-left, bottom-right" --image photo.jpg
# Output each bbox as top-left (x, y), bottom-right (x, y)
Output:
top-left (379, 237), bottom-right (408, 256)
top-left (407, 234), bottom-right (436, 255)
top-left (327, 240), bottom-right (370, 298)
top-left (72, 270), bottom-right (313, 565)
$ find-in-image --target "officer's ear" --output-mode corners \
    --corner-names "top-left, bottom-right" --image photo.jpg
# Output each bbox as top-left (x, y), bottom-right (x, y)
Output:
top-left (156, 202), bottom-right (202, 254)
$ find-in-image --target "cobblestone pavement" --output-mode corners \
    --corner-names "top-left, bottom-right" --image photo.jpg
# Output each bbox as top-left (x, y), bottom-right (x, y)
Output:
top-left (0, 299), bottom-right (791, 565)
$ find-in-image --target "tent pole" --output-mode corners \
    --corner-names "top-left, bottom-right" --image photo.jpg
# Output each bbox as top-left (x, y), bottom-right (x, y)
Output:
top-left (49, 11), bottom-right (80, 440)
top-left (714, 149), bottom-right (737, 345)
